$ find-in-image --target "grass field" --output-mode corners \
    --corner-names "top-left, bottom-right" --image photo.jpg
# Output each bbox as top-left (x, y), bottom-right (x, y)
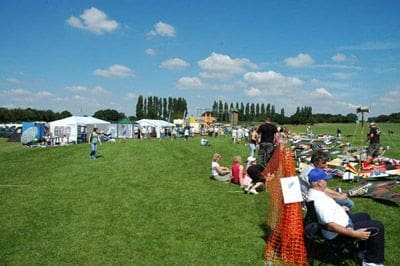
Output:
top-left (1, 123), bottom-right (399, 265)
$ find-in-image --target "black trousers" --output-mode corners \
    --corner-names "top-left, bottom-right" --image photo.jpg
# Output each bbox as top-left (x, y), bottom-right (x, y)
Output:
top-left (336, 212), bottom-right (385, 264)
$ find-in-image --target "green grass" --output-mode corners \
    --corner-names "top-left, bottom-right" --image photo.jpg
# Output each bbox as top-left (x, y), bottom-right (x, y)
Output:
top-left (0, 123), bottom-right (399, 265)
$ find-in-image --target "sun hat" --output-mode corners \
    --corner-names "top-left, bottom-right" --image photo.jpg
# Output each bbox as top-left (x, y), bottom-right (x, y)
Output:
top-left (308, 168), bottom-right (332, 183)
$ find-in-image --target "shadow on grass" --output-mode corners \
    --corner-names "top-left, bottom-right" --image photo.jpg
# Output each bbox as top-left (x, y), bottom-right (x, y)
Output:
top-left (372, 198), bottom-right (399, 207)
top-left (258, 223), bottom-right (272, 241)
top-left (307, 240), bottom-right (359, 266)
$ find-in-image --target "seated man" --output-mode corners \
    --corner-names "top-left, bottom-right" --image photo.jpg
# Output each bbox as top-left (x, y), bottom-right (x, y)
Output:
top-left (300, 150), bottom-right (354, 210)
top-left (308, 168), bottom-right (385, 266)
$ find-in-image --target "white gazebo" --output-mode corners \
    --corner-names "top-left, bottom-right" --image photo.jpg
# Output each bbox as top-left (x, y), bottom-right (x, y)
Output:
top-left (137, 119), bottom-right (175, 138)
top-left (49, 116), bottom-right (110, 143)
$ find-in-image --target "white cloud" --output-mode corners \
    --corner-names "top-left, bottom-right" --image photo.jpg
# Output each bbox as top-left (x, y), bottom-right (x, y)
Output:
top-left (6, 78), bottom-right (22, 83)
top-left (160, 58), bottom-right (190, 70)
top-left (93, 64), bottom-right (135, 78)
top-left (67, 7), bottom-right (118, 35)
top-left (209, 84), bottom-right (235, 92)
top-left (310, 78), bottom-right (348, 89)
top-left (243, 71), bottom-right (303, 95)
top-left (331, 53), bottom-right (346, 62)
top-left (37, 91), bottom-right (54, 97)
top-left (6, 88), bottom-right (31, 95)
top-left (339, 41), bottom-right (397, 51)
top-left (314, 87), bottom-right (333, 97)
top-left (198, 52), bottom-right (257, 79)
top-left (74, 95), bottom-right (88, 101)
top-left (126, 92), bottom-right (138, 99)
top-left (331, 53), bottom-right (358, 64)
top-left (378, 89), bottom-right (400, 104)
top-left (284, 53), bottom-right (314, 68)
top-left (244, 87), bottom-right (262, 97)
top-left (332, 72), bottom-right (352, 80)
top-left (65, 85), bottom-right (88, 93)
top-left (65, 85), bottom-right (110, 96)
top-left (148, 21), bottom-right (176, 37)
top-left (145, 48), bottom-right (156, 56)
top-left (91, 86), bottom-right (111, 96)
top-left (176, 77), bottom-right (204, 89)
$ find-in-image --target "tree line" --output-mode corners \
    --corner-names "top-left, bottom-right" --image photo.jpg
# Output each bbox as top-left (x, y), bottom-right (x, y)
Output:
top-left (0, 102), bottom-right (397, 125)
top-left (0, 107), bottom-right (72, 123)
top-left (211, 101), bottom-right (358, 124)
top-left (135, 96), bottom-right (187, 121)
top-left (368, 112), bottom-right (400, 123)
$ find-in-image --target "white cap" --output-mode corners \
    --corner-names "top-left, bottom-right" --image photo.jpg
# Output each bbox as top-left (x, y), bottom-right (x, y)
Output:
top-left (247, 156), bottom-right (256, 162)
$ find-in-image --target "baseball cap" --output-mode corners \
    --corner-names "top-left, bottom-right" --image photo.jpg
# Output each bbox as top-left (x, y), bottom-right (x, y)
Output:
top-left (308, 168), bottom-right (332, 183)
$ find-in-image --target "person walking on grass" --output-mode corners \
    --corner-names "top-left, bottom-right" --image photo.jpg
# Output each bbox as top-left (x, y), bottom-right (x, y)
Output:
top-left (257, 117), bottom-right (279, 167)
top-left (88, 127), bottom-right (101, 159)
top-left (248, 127), bottom-right (258, 158)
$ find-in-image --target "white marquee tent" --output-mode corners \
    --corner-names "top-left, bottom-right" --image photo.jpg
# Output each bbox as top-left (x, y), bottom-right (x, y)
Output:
top-left (137, 119), bottom-right (175, 138)
top-left (49, 116), bottom-right (110, 143)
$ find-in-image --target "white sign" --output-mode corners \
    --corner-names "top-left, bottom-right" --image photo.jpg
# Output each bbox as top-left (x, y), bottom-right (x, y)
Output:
top-left (280, 176), bottom-right (303, 204)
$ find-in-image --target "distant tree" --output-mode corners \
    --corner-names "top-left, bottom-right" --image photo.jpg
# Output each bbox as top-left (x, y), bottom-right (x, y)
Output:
top-left (260, 103), bottom-right (265, 119)
top-left (249, 103), bottom-right (255, 121)
top-left (136, 95), bottom-right (144, 119)
top-left (224, 102), bottom-right (229, 121)
top-left (218, 100), bottom-right (223, 121)
top-left (245, 103), bottom-right (250, 121)
top-left (239, 102), bottom-right (244, 121)
top-left (93, 109), bottom-right (125, 121)
top-left (143, 98), bottom-right (147, 118)
top-left (162, 98), bottom-right (168, 120)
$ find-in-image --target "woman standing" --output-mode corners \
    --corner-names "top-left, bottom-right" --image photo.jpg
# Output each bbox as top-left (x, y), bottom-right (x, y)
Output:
top-left (88, 127), bottom-right (101, 159)
top-left (248, 127), bottom-right (258, 158)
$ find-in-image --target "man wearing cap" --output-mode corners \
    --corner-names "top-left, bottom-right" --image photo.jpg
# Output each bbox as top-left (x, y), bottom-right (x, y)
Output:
top-left (308, 168), bottom-right (385, 266)
top-left (300, 150), bottom-right (354, 210)
top-left (367, 122), bottom-right (381, 163)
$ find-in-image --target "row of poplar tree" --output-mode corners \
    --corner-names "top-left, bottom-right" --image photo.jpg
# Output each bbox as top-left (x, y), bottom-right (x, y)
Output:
top-left (135, 96), bottom-right (188, 120)
top-left (211, 101), bottom-right (358, 124)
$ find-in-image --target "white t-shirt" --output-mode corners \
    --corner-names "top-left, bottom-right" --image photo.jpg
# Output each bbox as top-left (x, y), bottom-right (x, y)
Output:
top-left (211, 161), bottom-right (220, 177)
top-left (308, 188), bottom-right (351, 240)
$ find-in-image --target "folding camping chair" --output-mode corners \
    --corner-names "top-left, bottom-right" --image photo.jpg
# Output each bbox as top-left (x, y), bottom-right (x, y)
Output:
top-left (303, 201), bottom-right (359, 265)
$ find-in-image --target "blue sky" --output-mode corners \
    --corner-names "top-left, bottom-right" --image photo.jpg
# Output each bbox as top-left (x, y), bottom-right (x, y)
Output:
top-left (1, 0), bottom-right (399, 118)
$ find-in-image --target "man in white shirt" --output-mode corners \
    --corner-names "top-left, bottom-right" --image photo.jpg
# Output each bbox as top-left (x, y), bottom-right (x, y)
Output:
top-left (308, 168), bottom-right (385, 266)
top-left (300, 150), bottom-right (354, 210)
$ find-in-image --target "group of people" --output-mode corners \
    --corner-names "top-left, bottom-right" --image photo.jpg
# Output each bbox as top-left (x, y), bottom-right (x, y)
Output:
top-left (211, 119), bottom-right (385, 265)
top-left (210, 153), bottom-right (270, 195)
top-left (301, 149), bottom-right (385, 266)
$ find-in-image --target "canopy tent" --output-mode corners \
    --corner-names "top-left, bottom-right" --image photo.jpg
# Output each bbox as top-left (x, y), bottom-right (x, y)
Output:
top-left (110, 118), bottom-right (138, 138)
top-left (49, 116), bottom-right (110, 143)
top-left (137, 119), bottom-right (175, 138)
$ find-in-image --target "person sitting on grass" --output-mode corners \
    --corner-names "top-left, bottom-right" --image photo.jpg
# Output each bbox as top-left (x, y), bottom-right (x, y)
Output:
top-left (245, 157), bottom-right (268, 195)
top-left (308, 168), bottom-right (385, 266)
top-left (200, 138), bottom-right (210, 146)
top-left (211, 153), bottom-right (232, 182)
top-left (231, 155), bottom-right (244, 185)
